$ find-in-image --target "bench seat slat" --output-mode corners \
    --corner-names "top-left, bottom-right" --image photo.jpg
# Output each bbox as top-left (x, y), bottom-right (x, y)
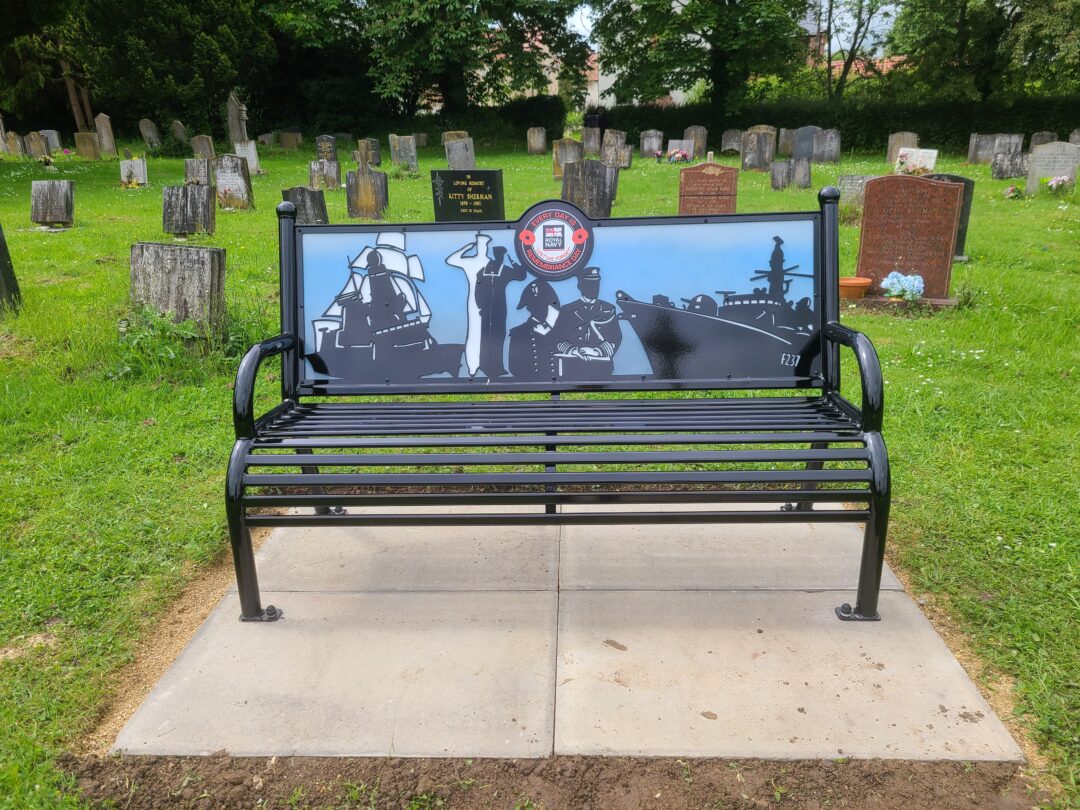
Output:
top-left (243, 510), bottom-right (871, 527)
top-left (242, 490), bottom-right (870, 507)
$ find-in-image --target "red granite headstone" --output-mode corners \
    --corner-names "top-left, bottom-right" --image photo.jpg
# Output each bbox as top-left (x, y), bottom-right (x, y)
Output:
top-left (678, 162), bottom-right (738, 215)
top-left (856, 175), bottom-right (962, 300)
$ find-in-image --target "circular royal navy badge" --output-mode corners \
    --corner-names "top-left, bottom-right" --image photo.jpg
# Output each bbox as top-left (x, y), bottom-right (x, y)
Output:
top-left (514, 201), bottom-right (593, 281)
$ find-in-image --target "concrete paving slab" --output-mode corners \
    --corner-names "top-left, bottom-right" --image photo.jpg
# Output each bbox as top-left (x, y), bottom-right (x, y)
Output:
top-left (554, 589), bottom-right (1022, 761)
top-left (114, 590), bottom-right (557, 757)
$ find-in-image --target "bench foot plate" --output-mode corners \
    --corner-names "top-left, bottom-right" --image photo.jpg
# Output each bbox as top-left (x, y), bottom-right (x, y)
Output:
top-left (240, 605), bottom-right (283, 623)
top-left (835, 603), bottom-right (880, 622)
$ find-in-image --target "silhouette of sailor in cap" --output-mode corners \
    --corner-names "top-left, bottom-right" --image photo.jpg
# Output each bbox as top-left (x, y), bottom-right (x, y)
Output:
top-left (553, 266), bottom-right (621, 379)
top-left (508, 279), bottom-right (561, 380)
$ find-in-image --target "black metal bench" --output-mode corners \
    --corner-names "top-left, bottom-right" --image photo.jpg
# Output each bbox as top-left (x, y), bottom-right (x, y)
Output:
top-left (226, 188), bottom-right (889, 624)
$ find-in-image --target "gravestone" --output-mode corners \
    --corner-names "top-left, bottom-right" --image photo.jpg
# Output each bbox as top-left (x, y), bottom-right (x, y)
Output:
top-left (355, 138), bottom-right (381, 168)
top-left (41, 130), bottom-right (62, 152)
top-left (396, 135), bottom-right (419, 172)
top-left (162, 185), bottom-right (215, 235)
top-left (793, 157), bottom-right (812, 188)
top-left (582, 127), bottom-right (601, 155)
top-left (233, 140), bottom-right (263, 175)
top-left (746, 125), bottom-right (777, 163)
top-left (617, 145), bottom-right (633, 169)
top-left (552, 138), bottom-right (583, 180)
top-left (603, 161), bottom-right (619, 203)
top-left (257, 133), bottom-right (276, 146)
top-left (969, 133), bottom-right (1022, 163)
top-left (995, 134), bottom-right (1023, 155)
top-left (226, 92), bottom-right (248, 145)
top-left (345, 168), bottom-right (389, 220)
top-left (388, 134), bottom-right (400, 164)
top-left (191, 135), bottom-right (215, 160)
top-left (75, 132), bottom-right (100, 160)
top-left (721, 129), bottom-right (742, 154)
top-left (30, 180), bottom-right (75, 227)
top-left (412, 133), bottom-right (428, 148)
top-left (821, 129), bottom-right (841, 162)
top-left (895, 147), bottom-right (938, 173)
top-left (857, 175), bottom-right (961, 300)
top-left (130, 243), bottom-right (225, 332)
top-left (639, 129), bottom-right (663, 157)
top-left (1025, 141), bottom-right (1080, 195)
top-left (184, 159), bottom-right (214, 186)
top-left (440, 131), bottom-right (468, 145)
top-left (316, 135), bottom-right (338, 162)
top-left (25, 132), bottom-right (50, 158)
top-left (281, 187), bottom-right (329, 225)
top-left (927, 174), bottom-right (975, 258)
top-left (991, 151), bottom-right (1029, 179)
top-left (139, 119), bottom-right (161, 150)
top-left (741, 130), bottom-right (773, 171)
top-left (666, 138), bottom-right (695, 159)
top-left (170, 120), bottom-right (188, 144)
top-left (886, 132), bottom-right (918, 164)
top-left (770, 160), bottom-right (792, 190)
top-left (6, 132), bottom-right (27, 156)
top-left (211, 154), bottom-right (254, 209)
top-left (120, 158), bottom-right (148, 186)
top-left (778, 128), bottom-right (795, 157)
top-left (0, 114), bottom-right (6, 153)
top-left (792, 126), bottom-right (822, 162)
top-left (445, 137), bottom-right (476, 170)
top-left (527, 127), bottom-right (546, 155)
top-left (279, 131), bottom-right (302, 150)
top-left (602, 129), bottom-right (626, 151)
top-left (431, 169), bottom-right (505, 222)
top-left (837, 175), bottom-right (874, 207)
top-left (678, 162), bottom-right (737, 215)
top-left (561, 159), bottom-right (613, 218)
top-left (309, 158), bottom-right (341, 190)
top-left (1071, 129), bottom-right (1080, 145)
top-left (94, 113), bottom-right (117, 157)
top-left (684, 126), bottom-right (707, 160)
top-left (1029, 131), bottom-right (1057, 150)
top-left (0, 223), bottom-right (20, 312)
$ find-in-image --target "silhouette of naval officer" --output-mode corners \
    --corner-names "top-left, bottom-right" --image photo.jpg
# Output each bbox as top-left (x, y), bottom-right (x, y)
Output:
top-left (508, 279), bottom-right (560, 380)
top-left (474, 245), bottom-right (526, 378)
top-left (553, 266), bottom-right (622, 379)
top-left (765, 235), bottom-right (792, 300)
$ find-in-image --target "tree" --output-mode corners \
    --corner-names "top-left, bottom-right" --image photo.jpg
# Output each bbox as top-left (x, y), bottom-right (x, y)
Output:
top-left (591, 0), bottom-right (808, 107)
top-left (1004, 0), bottom-right (1080, 94)
top-left (820, 0), bottom-right (892, 100)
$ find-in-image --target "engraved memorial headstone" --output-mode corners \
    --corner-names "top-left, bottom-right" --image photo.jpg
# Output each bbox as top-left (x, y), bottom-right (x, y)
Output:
top-left (639, 129), bottom-right (663, 157)
top-left (1029, 131), bottom-right (1057, 150)
top-left (25, 132), bottom-right (50, 159)
top-left (666, 138), bottom-right (695, 159)
top-left (1071, 129), bottom-right (1080, 146)
top-left (895, 147), bottom-right (938, 173)
top-left (169, 120), bottom-right (188, 144)
top-left (233, 139), bottom-right (263, 175)
top-left (75, 132), bottom-right (100, 160)
top-left (130, 243), bottom-right (225, 332)
top-left (226, 92), bottom-right (248, 145)
top-left (1025, 141), bottom-right (1080, 195)
top-left (431, 169), bottom-right (505, 222)
top-left (552, 138), bottom-right (583, 180)
top-left (740, 130), bottom-right (772, 171)
top-left (582, 126), bottom-right (601, 154)
top-left (184, 159), bottom-right (214, 186)
top-left (746, 125), bottom-right (777, 163)
top-left (309, 158), bottom-right (341, 190)
top-left (886, 132), bottom-right (918, 164)
top-left (792, 126), bottom-right (822, 162)
top-left (412, 133), bottom-right (428, 148)
top-left (355, 138), bottom-right (380, 168)
top-left (94, 113), bottom-right (117, 158)
top-left (139, 119), bottom-right (161, 150)
top-left (120, 157), bottom-right (148, 186)
top-left (684, 126), bottom-right (707, 159)
top-left (316, 134), bottom-right (338, 162)
top-left (445, 137), bottom-right (476, 170)
top-left (837, 175), bottom-right (874, 207)
top-left (721, 129), bottom-right (742, 154)
top-left (345, 168), bottom-right (389, 220)
top-left (211, 154), bottom-right (254, 209)
top-left (30, 180), bottom-right (75, 227)
top-left (440, 130), bottom-right (468, 145)
top-left (820, 129), bottom-right (841, 162)
top-left (991, 151), bottom-right (1029, 179)
top-left (561, 159), bottom-right (613, 218)
top-left (281, 187), bottom-right (329, 225)
top-left (40, 130), bottom-right (62, 152)
top-left (927, 174), bottom-right (975, 258)
top-left (770, 160), bottom-right (793, 190)
top-left (678, 162), bottom-right (737, 215)
top-left (527, 127), bottom-right (546, 155)
top-left (396, 135), bottom-right (419, 172)
top-left (388, 133), bottom-right (400, 165)
top-left (163, 185), bottom-right (215, 235)
top-left (793, 157), bottom-right (812, 188)
top-left (191, 134), bottom-right (216, 160)
top-left (5, 132), bottom-right (25, 156)
top-left (778, 128), bottom-right (795, 157)
top-left (279, 131), bottom-right (302, 150)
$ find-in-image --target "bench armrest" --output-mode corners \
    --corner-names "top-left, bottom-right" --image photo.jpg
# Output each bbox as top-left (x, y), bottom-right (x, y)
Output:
top-left (824, 322), bottom-right (883, 432)
top-left (233, 334), bottom-right (295, 439)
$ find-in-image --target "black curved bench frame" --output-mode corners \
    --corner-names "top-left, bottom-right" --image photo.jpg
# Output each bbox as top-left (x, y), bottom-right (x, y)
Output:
top-left (226, 187), bottom-right (889, 623)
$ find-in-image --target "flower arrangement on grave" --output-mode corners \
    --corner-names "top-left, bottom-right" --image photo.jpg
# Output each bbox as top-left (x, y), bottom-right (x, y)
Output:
top-left (655, 149), bottom-right (662, 164)
top-left (667, 149), bottom-right (690, 164)
top-left (1042, 175), bottom-right (1072, 194)
top-left (894, 156), bottom-right (930, 176)
top-left (881, 271), bottom-right (925, 301)
top-left (1003, 185), bottom-right (1024, 200)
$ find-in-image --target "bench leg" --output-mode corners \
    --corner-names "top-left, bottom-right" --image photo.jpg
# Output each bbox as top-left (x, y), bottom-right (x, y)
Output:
top-left (837, 432), bottom-right (890, 622)
top-left (227, 439), bottom-right (281, 622)
top-left (297, 447), bottom-right (345, 516)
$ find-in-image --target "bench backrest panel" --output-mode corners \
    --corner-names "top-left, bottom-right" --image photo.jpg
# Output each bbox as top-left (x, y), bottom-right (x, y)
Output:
top-left (291, 201), bottom-right (825, 395)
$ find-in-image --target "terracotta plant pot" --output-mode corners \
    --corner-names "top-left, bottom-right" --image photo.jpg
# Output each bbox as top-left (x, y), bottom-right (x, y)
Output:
top-left (839, 276), bottom-right (873, 300)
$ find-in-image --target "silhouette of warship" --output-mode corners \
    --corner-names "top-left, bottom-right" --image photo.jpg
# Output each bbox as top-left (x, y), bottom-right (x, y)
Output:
top-left (615, 236), bottom-right (819, 379)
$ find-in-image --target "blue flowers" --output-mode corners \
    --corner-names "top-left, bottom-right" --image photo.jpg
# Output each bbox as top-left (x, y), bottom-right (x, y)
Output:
top-left (882, 271), bottom-right (925, 301)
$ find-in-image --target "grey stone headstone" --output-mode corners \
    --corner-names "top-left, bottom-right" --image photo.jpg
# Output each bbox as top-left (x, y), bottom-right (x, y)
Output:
top-left (170, 120), bottom-right (188, 144)
top-left (0, 114), bottom-right (7, 154)
top-left (684, 126), bottom-right (707, 159)
top-left (440, 131), bottom-right (468, 145)
top-left (184, 159), bottom-right (214, 186)
top-left (355, 138), bottom-right (380, 168)
top-left (927, 174), bottom-right (975, 257)
top-left (994, 134), bottom-right (1023, 155)
top-left (1029, 131), bottom-right (1057, 150)
top-left (334, 132), bottom-right (355, 147)
top-left (602, 129), bottom-right (627, 151)
top-left (991, 151), bottom-right (1029, 180)
top-left (163, 185), bottom-right (215, 235)
top-left (770, 160), bottom-right (792, 190)
top-left (233, 140), bottom-right (263, 175)
top-left (226, 92), bottom-right (248, 145)
top-left (0, 222), bottom-right (21, 312)
top-left (211, 154), bottom-right (254, 209)
top-left (120, 158), bottom-right (148, 186)
top-left (316, 135), bottom-right (338, 162)
top-left (25, 132), bottom-right (50, 158)
top-left (887, 132), bottom-right (918, 164)
top-left (777, 128), bottom-right (795, 157)
top-left (40, 130), bottom-right (62, 151)
top-left (123, 147), bottom-right (133, 160)
top-left (527, 127), bottom-right (546, 155)
top-left (191, 135), bottom-right (216, 160)
top-left (6, 132), bottom-right (26, 156)
top-left (793, 158), bottom-right (812, 188)
top-left (837, 175), bottom-right (874, 207)
top-left (257, 133), bottom-right (275, 147)
top-left (281, 187), bottom-right (329, 225)
top-left (412, 133), bottom-right (428, 148)
top-left (279, 131), bottom-right (302, 150)
top-left (617, 145), bottom-right (632, 169)
top-left (792, 126), bottom-right (822, 162)
top-left (94, 113), bottom-right (117, 158)
top-left (741, 131), bottom-right (773, 171)
top-left (553, 138), bottom-right (583, 179)
top-left (721, 129), bottom-right (742, 155)
top-left (130, 242), bottom-right (225, 332)
top-left (666, 138), bottom-right (695, 160)
top-left (819, 129), bottom-right (840, 162)
top-left (396, 135), bottom-right (418, 172)
top-left (561, 159), bottom-right (613, 218)
top-left (346, 168), bottom-right (389, 220)
top-left (582, 127), bottom-right (601, 154)
top-left (639, 129), bottom-right (663, 157)
top-left (139, 119), bottom-right (161, 150)
top-left (894, 148), bottom-right (938, 172)
top-left (31, 180), bottom-right (74, 226)
top-left (1025, 141), bottom-right (1080, 195)
top-left (74, 132), bottom-right (100, 160)
top-left (445, 137), bottom-right (476, 170)
top-left (309, 159), bottom-right (341, 191)
top-left (388, 134), bottom-right (400, 164)
top-left (1071, 129), bottom-right (1080, 146)
top-left (746, 125), bottom-right (777, 163)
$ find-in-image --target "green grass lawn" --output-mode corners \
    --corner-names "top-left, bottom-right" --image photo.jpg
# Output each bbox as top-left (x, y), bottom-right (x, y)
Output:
top-left (0, 140), bottom-right (1077, 808)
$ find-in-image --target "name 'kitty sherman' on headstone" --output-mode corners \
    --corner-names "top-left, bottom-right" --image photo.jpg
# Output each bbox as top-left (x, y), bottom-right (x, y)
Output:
top-left (345, 168), bottom-right (389, 220)
top-left (233, 139), bottom-right (263, 175)
top-left (281, 187), bottom-right (329, 225)
top-left (837, 175), bottom-right (874, 207)
top-left (1025, 141), bottom-right (1080, 195)
top-left (0, 223), bottom-right (22, 312)
top-left (527, 127), bottom-right (546, 155)
top-left (139, 119), bottom-right (161, 150)
top-left (552, 138), bottom-right (583, 180)
top-left (130, 242), bottom-right (225, 333)
top-left (991, 151), bottom-right (1029, 179)
top-left (211, 154), bottom-right (254, 209)
top-left (94, 113), bottom-right (118, 158)
top-left (184, 158), bottom-right (214, 186)
top-left (640, 129), bottom-right (663, 157)
top-left (561, 159), bottom-right (613, 219)
top-left (120, 158), bottom-right (148, 187)
top-left (309, 158), bottom-right (341, 191)
top-left (191, 135), bottom-right (215, 160)
top-left (857, 175), bottom-right (962, 301)
top-left (163, 185), bottom-right (216, 235)
top-left (30, 180), bottom-right (74, 226)
top-left (431, 169), bottom-right (505, 222)
top-left (75, 132), bottom-right (100, 160)
top-left (678, 162), bottom-right (737, 215)
top-left (445, 137), bottom-right (476, 170)
top-left (887, 132), bottom-right (919, 164)
top-left (316, 135), bottom-right (338, 162)
top-left (927, 174), bottom-right (975, 258)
